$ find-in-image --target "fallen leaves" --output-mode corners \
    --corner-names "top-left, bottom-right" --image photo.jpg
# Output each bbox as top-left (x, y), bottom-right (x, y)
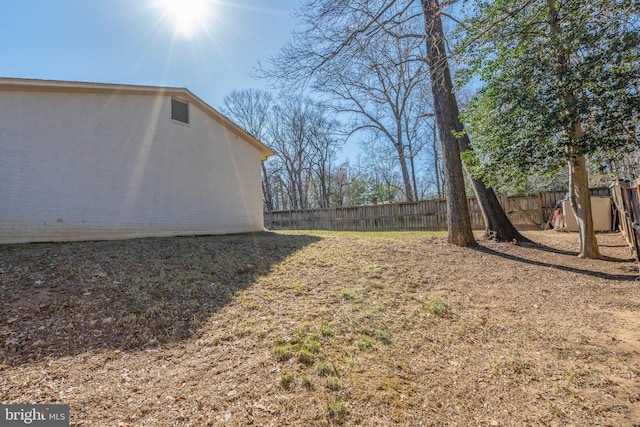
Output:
top-left (0, 231), bottom-right (638, 425)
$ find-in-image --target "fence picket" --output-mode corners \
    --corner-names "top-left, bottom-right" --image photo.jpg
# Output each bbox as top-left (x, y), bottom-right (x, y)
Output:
top-left (264, 188), bottom-right (611, 233)
top-left (610, 180), bottom-right (640, 264)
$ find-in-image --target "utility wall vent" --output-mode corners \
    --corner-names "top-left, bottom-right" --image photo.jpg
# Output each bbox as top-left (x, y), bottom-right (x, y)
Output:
top-left (171, 99), bottom-right (189, 124)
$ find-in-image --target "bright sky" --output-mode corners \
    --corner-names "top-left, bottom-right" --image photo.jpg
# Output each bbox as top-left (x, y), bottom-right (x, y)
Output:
top-left (1, 0), bottom-right (299, 108)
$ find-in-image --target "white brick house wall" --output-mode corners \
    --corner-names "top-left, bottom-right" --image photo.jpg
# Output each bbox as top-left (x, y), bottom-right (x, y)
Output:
top-left (0, 78), bottom-right (273, 243)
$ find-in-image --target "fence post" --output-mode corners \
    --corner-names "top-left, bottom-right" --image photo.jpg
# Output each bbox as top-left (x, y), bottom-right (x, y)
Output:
top-left (538, 191), bottom-right (544, 225)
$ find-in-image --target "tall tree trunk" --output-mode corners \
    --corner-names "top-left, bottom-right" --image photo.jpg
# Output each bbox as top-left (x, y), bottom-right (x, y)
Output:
top-left (547, 0), bottom-right (600, 258)
top-left (421, 0), bottom-right (525, 244)
top-left (261, 161), bottom-right (274, 212)
top-left (322, 173), bottom-right (330, 208)
top-left (568, 147), bottom-right (601, 258)
top-left (432, 123), bottom-right (443, 199)
top-left (395, 142), bottom-right (415, 202)
top-left (422, 0), bottom-right (476, 246)
top-left (409, 145), bottom-right (419, 201)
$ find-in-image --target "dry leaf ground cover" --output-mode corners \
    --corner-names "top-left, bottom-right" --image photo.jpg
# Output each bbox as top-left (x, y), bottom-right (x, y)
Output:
top-left (1, 230), bottom-right (639, 426)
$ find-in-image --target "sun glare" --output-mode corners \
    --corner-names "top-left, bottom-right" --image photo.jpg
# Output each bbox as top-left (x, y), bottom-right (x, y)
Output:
top-left (156, 0), bottom-right (213, 38)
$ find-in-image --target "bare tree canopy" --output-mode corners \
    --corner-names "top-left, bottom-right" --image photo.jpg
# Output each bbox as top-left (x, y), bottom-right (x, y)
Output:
top-left (223, 90), bottom-right (343, 210)
top-left (260, 0), bottom-right (441, 203)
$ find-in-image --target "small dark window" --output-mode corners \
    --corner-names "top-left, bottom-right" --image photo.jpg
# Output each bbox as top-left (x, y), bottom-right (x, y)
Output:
top-left (171, 99), bottom-right (189, 124)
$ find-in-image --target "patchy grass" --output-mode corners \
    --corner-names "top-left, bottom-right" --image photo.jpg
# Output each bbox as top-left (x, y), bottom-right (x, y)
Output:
top-left (280, 371), bottom-right (294, 389)
top-left (376, 328), bottom-right (391, 345)
top-left (1, 231), bottom-right (639, 426)
top-left (325, 376), bottom-right (342, 392)
top-left (301, 375), bottom-right (313, 390)
top-left (319, 324), bottom-right (334, 337)
top-left (273, 342), bottom-right (293, 362)
top-left (424, 294), bottom-right (453, 317)
top-left (325, 399), bottom-right (348, 422)
top-left (316, 362), bottom-right (338, 378)
top-left (340, 288), bottom-right (363, 303)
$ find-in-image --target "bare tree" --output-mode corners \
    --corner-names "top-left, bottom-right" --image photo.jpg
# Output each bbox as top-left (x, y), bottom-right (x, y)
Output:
top-left (262, 1), bottom-right (436, 203)
top-left (268, 97), bottom-right (340, 210)
top-left (421, 0), bottom-right (535, 244)
top-left (221, 89), bottom-right (277, 211)
top-left (260, 0), bottom-right (512, 244)
top-left (261, 0), bottom-right (532, 244)
top-left (223, 90), bottom-right (343, 211)
top-left (308, 128), bottom-right (342, 208)
top-left (362, 140), bottom-right (404, 203)
top-left (422, 0), bottom-right (476, 246)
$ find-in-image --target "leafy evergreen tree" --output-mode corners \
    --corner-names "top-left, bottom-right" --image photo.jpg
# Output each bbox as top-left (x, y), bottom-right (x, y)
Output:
top-left (458, 0), bottom-right (640, 257)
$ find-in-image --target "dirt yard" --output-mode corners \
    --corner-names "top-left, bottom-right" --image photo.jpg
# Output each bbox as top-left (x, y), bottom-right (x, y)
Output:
top-left (1, 230), bottom-right (639, 426)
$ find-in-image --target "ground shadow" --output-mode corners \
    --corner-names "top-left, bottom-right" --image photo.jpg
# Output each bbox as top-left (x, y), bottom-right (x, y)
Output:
top-left (519, 241), bottom-right (579, 257)
top-left (516, 236), bottom-right (636, 262)
top-left (0, 232), bottom-right (320, 367)
top-left (472, 244), bottom-right (639, 281)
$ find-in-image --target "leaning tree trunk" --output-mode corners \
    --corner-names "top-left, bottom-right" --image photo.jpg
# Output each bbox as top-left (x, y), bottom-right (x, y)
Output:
top-left (422, 0), bottom-right (476, 247)
top-left (458, 135), bottom-right (531, 243)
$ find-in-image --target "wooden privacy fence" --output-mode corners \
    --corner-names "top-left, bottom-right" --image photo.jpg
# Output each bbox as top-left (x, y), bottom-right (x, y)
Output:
top-left (610, 179), bottom-right (640, 263)
top-left (264, 188), bottom-right (611, 232)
